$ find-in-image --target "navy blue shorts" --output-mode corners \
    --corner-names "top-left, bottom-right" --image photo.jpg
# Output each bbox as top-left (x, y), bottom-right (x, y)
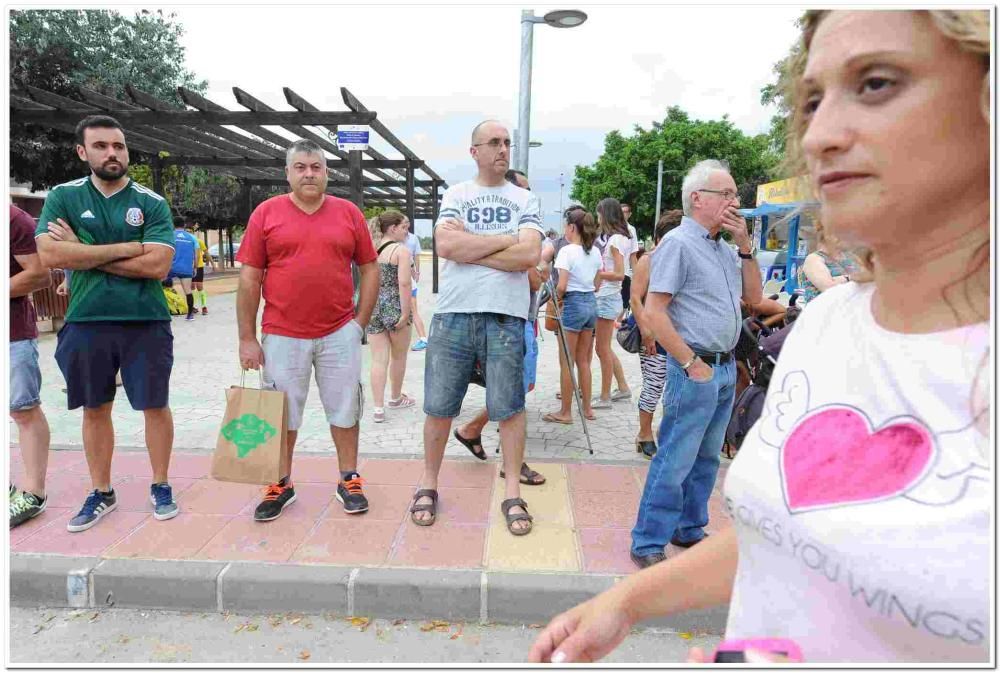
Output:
top-left (55, 321), bottom-right (174, 411)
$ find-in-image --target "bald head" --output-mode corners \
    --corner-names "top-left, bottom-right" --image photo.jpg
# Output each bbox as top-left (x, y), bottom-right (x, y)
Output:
top-left (471, 120), bottom-right (506, 146)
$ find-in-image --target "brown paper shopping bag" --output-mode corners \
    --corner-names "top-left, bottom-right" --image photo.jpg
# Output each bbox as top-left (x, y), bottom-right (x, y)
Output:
top-left (211, 373), bottom-right (290, 485)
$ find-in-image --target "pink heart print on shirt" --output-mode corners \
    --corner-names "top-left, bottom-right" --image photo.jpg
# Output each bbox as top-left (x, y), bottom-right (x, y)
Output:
top-left (781, 407), bottom-right (935, 513)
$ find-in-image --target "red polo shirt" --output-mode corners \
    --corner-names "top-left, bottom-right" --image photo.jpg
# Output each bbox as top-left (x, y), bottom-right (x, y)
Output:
top-left (237, 194), bottom-right (377, 339)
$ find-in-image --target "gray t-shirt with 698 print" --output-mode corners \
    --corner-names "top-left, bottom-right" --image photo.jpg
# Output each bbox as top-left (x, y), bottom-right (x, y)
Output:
top-left (434, 179), bottom-right (544, 320)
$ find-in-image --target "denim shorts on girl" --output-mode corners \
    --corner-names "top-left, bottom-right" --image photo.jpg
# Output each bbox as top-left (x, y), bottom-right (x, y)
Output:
top-left (561, 291), bottom-right (597, 332)
top-left (596, 292), bottom-right (621, 321)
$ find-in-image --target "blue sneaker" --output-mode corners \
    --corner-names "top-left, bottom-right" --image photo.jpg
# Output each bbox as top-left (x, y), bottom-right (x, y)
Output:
top-left (149, 483), bottom-right (179, 521)
top-left (67, 489), bottom-right (118, 533)
top-left (411, 338), bottom-right (428, 352)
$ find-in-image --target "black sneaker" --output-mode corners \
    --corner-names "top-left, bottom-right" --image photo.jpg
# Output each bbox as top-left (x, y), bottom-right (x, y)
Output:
top-left (10, 490), bottom-right (46, 528)
top-left (336, 473), bottom-right (368, 514)
top-left (67, 489), bottom-right (118, 532)
top-left (254, 478), bottom-right (296, 522)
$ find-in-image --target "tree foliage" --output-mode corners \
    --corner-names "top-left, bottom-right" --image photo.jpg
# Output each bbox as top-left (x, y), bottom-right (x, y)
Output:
top-left (570, 107), bottom-right (780, 237)
top-left (10, 9), bottom-right (207, 189)
top-left (759, 16), bottom-right (806, 157)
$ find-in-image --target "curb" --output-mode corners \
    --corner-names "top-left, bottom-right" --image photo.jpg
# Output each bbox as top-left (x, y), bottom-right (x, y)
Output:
top-left (10, 553), bottom-right (728, 632)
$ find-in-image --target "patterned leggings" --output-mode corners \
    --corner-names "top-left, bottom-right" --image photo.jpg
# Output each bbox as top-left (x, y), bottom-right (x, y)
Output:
top-left (638, 353), bottom-right (669, 413)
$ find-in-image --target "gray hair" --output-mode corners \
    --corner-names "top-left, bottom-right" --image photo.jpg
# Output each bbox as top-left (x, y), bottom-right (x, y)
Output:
top-left (285, 139), bottom-right (326, 167)
top-left (681, 159), bottom-right (730, 216)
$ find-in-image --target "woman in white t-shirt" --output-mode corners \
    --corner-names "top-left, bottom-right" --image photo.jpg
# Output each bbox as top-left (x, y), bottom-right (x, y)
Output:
top-left (544, 209), bottom-right (603, 424)
top-left (591, 198), bottom-right (634, 409)
top-left (530, 9), bottom-right (989, 664)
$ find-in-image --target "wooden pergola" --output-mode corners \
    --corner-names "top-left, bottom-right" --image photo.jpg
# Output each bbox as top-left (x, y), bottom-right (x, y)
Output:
top-left (11, 84), bottom-right (448, 290)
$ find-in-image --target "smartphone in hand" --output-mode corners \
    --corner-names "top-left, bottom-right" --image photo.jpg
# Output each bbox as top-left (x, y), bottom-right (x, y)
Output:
top-left (712, 638), bottom-right (804, 663)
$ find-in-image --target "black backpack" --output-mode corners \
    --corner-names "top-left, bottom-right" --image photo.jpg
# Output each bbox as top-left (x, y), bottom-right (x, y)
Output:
top-left (724, 384), bottom-right (767, 459)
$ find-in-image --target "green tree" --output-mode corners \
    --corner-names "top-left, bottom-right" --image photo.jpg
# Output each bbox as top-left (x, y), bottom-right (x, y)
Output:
top-left (570, 107), bottom-right (780, 237)
top-left (759, 15), bottom-right (806, 157)
top-left (10, 9), bottom-right (207, 189)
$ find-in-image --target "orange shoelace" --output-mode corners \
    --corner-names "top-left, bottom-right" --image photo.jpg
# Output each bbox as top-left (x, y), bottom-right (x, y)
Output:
top-left (262, 482), bottom-right (289, 501)
top-left (342, 476), bottom-right (364, 495)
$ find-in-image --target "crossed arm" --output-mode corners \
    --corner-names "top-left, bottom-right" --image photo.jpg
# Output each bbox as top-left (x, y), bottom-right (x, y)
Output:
top-left (36, 218), bottom-right (172, 279)
top-left (434, 218), bottom-right (543, 272)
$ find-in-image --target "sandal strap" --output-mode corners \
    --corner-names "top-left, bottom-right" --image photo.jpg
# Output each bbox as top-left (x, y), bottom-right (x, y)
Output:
top-left (506, 511), bottom-right (533, 524)
top-left (520, 463), bottom-right (542, 479)
top-left (501, 497), bottom-right (528, 513)
top-left (413, 488), bottom-right (438, 502)
top-left (410, 504), bottom-right (436, 514)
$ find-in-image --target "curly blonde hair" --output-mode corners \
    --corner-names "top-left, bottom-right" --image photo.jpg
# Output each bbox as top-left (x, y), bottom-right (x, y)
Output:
top-left (780, 10), bottom-right (990, 276)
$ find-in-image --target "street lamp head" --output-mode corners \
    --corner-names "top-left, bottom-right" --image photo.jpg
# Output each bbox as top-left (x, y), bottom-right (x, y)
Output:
top-left (542, 9), bottom-right (587, 28)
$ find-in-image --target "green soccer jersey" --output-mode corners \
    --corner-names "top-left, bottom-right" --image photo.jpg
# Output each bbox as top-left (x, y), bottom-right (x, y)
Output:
top-left (35, 176), bottom-right (175, 322)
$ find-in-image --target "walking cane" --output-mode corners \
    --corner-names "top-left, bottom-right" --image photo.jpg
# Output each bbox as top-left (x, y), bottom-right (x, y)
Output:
top-left (540, 280), bottom-right (594, 455)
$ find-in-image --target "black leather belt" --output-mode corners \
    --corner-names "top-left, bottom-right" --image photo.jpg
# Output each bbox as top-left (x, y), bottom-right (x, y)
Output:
top-left (691, 349), bottom-right (733, 366)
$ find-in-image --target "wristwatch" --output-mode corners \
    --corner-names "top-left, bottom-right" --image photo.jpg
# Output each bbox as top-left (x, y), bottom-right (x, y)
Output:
top-left (737, 248), bottom-right (755, 260)
top-left (680, 353), bottom-right (698, 370)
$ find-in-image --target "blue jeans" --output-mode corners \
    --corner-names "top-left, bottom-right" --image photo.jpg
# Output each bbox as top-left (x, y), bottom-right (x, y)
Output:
top-left (424, 313), bottom-right (526, 422)
top-left (561, 291), bottom-right (597, 332)
top-left (10, 339), bottom-right (41, 412)
top-left (631, 355), bottom-right (736, 556)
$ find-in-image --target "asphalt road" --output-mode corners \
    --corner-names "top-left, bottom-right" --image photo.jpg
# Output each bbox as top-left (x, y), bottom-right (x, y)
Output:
top-left (10, 606), bottom-right (719, 665)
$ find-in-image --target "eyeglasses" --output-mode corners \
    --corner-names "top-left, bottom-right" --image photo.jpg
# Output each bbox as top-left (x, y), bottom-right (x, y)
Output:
top-left (473, 138), bottom-right (514, 150)
top-left (698, 189), bottom-right (738, 200)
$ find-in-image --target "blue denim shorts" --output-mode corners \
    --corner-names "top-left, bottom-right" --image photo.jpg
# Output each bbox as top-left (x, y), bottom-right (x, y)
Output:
top-left (561, 291), bottom-right (597, 332)
top-left (10, 339), bottom-right (41, 412)
top-left (424, 312), bottom-right (526, 422)
top-left (523, 321), bottom-right (538, 393)
top-left (55, 321), bottom-right (174, 411)
top-left (596, 292), bottom-right (621, 320)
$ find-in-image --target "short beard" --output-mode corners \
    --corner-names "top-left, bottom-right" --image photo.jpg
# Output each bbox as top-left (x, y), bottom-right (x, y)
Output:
top-left (92, 162), bottom-right (126, 181)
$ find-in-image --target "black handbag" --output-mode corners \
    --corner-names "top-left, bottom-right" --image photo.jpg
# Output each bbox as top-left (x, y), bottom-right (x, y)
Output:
top-left (616, 311), bottom-right (642, 354)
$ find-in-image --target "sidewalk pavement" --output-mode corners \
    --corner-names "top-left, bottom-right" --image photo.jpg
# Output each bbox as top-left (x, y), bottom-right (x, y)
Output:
top-left (10, 270), bottom-right (733, 628)
top-left (10, 446), bottom-right (731, 630)
top-left (13, 272), bottom-right (650, 461)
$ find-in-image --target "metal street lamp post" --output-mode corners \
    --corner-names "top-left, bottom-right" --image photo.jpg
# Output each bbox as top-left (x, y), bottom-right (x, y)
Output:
top-left (517, 9), bottom-right (587, 175)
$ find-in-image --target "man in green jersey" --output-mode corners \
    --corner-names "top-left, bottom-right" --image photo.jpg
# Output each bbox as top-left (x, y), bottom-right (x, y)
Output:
top-left (35, 115), bottom-right (180, 532)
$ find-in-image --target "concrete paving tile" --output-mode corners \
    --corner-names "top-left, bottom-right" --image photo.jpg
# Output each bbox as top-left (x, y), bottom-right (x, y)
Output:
top-left (237, 481), bottom-right (335, 520)
top-left (113, 476), bottom-right (197, 512)
top-left (361, 459), bottom-right (422, 485)
top-left (195, 515), bottom-right (317, 563)
top-left (387, 522), bottom-right (487, 569)
top-left (10, 507), bottom-right (71, 546)
top-left (291, 518), bottom-right (401, 565)
top-left (578, 527), bottom-right (639, 575)
top-left (322, 483), bottom-right (411, 522)
top-left (103, 514), bottom-right (232, 559)
top-left (165, 453), bottom-right (212, 479)
top-left (567, 464), bottom-right (639, 493)
top-left (13, 509), bottom-right (150, 556)
top-left (436, 460), bottom-right (497, 488)
top-left (289, 455), bottom-right (344, 483)
top-left (434, 487), bottom-right (492, 525)
top-left (571, 489), bottom-right (641, 529)
top-left (180, 479), bottom-right (261, 515)
top-left (485, 521), bottom-right (580, 572)
top-left (488, 465), bottom-right (571, 526)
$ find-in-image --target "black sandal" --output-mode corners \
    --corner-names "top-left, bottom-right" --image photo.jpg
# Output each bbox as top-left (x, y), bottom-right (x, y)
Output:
top-left (499, 463), bottom-right (546, 486)
top-left (636, 440), bottom-right (657, 460)
top-left (454, 429), bottom-right (487, 461)
top-left (501, 497), bottom-right (533, 536)
top-left (409, 489), bottom-right (438, 526)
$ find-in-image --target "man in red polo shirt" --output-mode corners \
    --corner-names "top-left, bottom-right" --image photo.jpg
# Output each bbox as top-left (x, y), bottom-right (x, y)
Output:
top-left (236, 139), bottom-right (379, 522)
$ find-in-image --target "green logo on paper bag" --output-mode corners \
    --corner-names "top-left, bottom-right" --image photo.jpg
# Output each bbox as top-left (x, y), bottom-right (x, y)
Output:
top-left (222, 413), bottom-right (277, 457)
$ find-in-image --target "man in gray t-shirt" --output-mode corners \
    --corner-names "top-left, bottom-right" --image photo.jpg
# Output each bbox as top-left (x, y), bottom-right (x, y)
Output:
top-left (415, 121), bottom-right (544, 536)
top-left (629, 160), bottom-right (763, 569)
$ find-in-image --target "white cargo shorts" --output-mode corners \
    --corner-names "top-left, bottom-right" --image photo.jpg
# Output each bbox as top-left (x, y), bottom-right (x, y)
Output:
top-left (261, 319), bottom-right (364, 430)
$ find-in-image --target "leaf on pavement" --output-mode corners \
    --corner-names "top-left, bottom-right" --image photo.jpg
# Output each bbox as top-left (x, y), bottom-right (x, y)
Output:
top-left (679, 632), bottom-right (693, 640)
top-left (234, 624), bottom-right (246, 633)
top-left (298, 650), bottom-right (311, 660)
top-left (88, 612), bottom-right (100, 623)
top-left (392, 619), bottom-right (405, 626)
top-left (246, 623), bottom-right (259, 632)
top-left (529, 624), bottom-right (542, 629)
top-left (349, 617), bottom-right (370, 630)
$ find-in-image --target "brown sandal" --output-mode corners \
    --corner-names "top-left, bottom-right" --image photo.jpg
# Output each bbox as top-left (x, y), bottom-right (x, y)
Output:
top-left (501, 497), bottom-right (533, 536)
top-left (499, 462), bottom-right (546, 486)
top-left (410, 489), bottom-right (438, 526)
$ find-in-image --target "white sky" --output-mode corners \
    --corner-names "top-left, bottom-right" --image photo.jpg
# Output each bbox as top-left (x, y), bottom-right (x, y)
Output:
top-left (11, 2), bottom-right (807, 231)
top-left (169, 3), bottom-right (807, 231)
